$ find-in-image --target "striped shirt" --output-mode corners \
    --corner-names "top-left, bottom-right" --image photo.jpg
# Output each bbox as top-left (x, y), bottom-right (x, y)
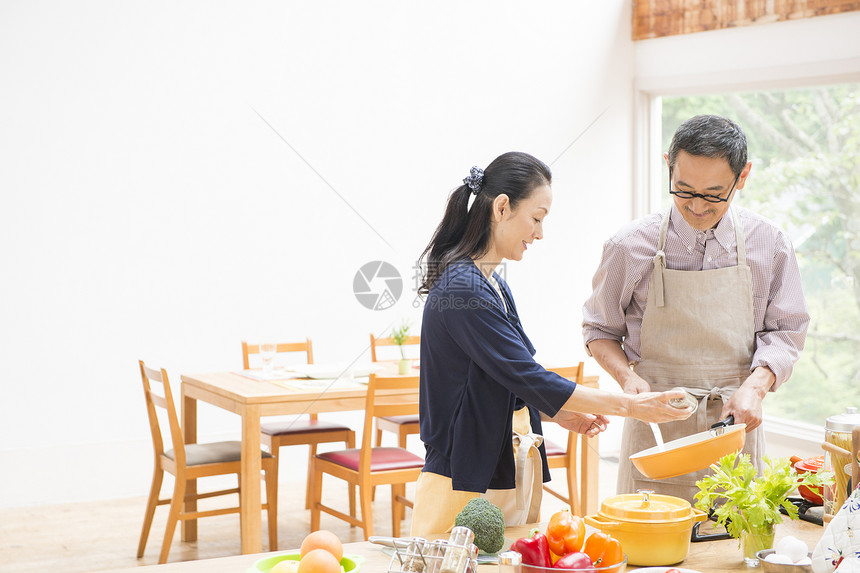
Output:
top-left (582, 204), bottom-right (810, 389)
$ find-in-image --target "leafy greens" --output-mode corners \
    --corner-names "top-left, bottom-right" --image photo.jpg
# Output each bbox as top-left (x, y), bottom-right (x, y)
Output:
top-left (694, 452), bottom-right (833, 540)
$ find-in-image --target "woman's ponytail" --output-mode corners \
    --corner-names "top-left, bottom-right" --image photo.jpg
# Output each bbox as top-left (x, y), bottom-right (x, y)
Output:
top-left (418, 152), bottom-right (551, 295)
top-left (418, 185), bottom-right (474, 294)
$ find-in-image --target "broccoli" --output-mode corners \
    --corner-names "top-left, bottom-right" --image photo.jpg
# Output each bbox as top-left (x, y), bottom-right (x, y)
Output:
top-left (454, 498), bottom-right (506, 554)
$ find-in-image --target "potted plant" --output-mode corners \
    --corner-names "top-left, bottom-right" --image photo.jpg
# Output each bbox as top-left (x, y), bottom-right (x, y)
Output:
top-left (392, 319), bottom-right (412, 375)
top-left (695, 452), bottom-right (833, 566)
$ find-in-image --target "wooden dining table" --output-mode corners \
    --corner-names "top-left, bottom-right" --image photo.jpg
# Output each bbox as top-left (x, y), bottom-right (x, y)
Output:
top-left (180, 368), bottom-right (600, 555)
top-left (105, 516), bottom-right (825, 572)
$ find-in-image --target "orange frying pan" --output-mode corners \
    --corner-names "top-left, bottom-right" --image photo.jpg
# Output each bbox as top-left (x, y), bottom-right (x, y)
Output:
top-left (630, 416), bottom-right (747, 480)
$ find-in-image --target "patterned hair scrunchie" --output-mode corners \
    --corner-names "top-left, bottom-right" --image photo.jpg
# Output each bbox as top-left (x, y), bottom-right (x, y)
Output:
top-left (463, 166), bottom-right (484, 194)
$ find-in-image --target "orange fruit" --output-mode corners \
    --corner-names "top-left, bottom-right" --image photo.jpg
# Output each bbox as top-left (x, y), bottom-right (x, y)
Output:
top-left (300, 530), bottom-right (343, 562)
top-left (297, 548), bottom-right (341, 573)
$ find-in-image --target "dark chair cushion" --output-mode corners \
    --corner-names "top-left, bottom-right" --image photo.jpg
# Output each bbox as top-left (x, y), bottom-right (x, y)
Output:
top-left (261, 419), bottom-right (352, 436)
top-left (164, 441), bottom-right (272, 466)
top-left (378, 415), bottom-right (420, 426)
top-left (317, 447), bottom-right (424, 472)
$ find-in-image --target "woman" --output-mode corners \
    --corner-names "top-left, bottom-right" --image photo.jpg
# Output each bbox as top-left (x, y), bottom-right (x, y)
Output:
top-left (411, 151), bottom-right (693, 537)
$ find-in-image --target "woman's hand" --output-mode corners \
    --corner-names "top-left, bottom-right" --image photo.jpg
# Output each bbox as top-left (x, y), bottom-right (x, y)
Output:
top-left (549, 410), bottom-right (610, 437)
top-left (629, 390), bottom-right (694, 423)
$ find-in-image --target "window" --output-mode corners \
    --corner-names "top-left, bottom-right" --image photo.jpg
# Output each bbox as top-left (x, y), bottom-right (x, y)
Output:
top-left (656, 84), bottom-right (860, 425)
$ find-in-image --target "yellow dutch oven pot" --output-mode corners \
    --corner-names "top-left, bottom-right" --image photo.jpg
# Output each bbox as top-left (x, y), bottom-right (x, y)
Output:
top-left (584, 491), bottom-right (707, 566)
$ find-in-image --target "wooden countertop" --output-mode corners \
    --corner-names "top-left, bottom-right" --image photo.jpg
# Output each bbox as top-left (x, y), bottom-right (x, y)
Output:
top-left (102, 517), bottom-right (824, 572)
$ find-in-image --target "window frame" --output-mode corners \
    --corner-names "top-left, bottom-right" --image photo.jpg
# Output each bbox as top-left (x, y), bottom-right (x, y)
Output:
top-left (633, 61), bottom-right (860, 452)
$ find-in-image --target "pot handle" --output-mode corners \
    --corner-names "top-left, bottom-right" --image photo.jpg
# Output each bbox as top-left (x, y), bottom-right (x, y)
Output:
top-left (584, 515), bottom-right (621, 529)
top-left (692, 507), bottom-right (708, 523)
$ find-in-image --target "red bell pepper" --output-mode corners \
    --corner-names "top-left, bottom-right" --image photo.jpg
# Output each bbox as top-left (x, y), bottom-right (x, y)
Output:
top-left (511, 528), bottom-right (552, 568)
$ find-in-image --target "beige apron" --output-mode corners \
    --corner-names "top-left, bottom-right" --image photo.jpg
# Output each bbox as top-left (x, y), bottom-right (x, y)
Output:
top-left (411, 407), bottom-right (544, 538)
top-left (616, 208), bottom-right (765, 503)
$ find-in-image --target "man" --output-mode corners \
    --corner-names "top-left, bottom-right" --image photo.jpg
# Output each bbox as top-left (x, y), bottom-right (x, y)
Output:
top-left (582, 115), bottom-right (810, 502)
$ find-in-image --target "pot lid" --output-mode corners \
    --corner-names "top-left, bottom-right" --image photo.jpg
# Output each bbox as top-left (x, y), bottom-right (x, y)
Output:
top-left (826, 407), bottom-right (860, 432)
top-left (794, 455), bottom-right (824, 471)
top-left (599, 491), bottom-right (695, 523)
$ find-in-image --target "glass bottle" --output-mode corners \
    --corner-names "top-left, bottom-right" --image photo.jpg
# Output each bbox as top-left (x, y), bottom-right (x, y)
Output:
top-left (741, 521), bottom-right (775, 567)
top-left (823, 406), bottom-right (860, 520)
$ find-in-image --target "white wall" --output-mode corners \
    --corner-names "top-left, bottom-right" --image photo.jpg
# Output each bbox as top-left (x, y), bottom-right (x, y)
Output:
top-left (0, 1), bottom-right (637, 508)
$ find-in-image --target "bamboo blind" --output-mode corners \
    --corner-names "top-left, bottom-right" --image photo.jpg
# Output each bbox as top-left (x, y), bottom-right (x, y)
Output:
top-left (633, 0), bottom-right (860, 40)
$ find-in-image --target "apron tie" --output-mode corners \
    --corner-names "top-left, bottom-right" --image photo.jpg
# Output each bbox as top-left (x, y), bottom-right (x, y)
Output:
top-left (652, 250), bottom-right (666, 307)
top-left (683, 386), bottom-right (737, 432)
top-left (512, 431), bottom-right (544, 523)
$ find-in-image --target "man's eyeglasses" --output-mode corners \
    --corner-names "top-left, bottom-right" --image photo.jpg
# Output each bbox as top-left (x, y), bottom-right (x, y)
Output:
top-left (669, 167), bottom-right (740, 203)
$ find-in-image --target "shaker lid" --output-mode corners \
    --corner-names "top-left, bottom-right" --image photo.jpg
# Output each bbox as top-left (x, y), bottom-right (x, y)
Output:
top-left (826, 407), bottom-right (860, 432)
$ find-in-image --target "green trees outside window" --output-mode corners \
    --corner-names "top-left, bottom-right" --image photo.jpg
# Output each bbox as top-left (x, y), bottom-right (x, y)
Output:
top-left (661, 84), bottom-right (860, 425)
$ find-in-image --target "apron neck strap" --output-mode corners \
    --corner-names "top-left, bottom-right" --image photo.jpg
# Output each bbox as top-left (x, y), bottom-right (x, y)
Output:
top-left (658, 208), bottom-right (671, 251)
top-left (731, 207), bottom-right (747, 266)
top-left (651, 210), bottom-right (672, 308)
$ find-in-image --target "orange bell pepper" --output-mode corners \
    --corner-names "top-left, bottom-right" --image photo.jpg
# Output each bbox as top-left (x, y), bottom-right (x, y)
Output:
top-left (545, 509), bottom-right (586, 557)
top-left (583, 531), bottom-right (624, 571)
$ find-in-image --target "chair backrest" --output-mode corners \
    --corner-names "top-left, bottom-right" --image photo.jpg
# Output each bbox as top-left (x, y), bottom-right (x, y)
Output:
top-left (548, 363), bottom-right (584, 385)
top-left (241, 338), bottom-right (314, 369)
top-left (139, 360), bottom-right (186, 467)
top-left (547, 363), bottom-right (585, 451)
top-left (369, 333), bottom-right (420, 362)
top-left (360, 374), bottom-right (420, 467)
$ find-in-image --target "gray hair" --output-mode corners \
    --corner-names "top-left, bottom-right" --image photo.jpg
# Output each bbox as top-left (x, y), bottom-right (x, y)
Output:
top-left (667, 115), bottom-right (748, 177)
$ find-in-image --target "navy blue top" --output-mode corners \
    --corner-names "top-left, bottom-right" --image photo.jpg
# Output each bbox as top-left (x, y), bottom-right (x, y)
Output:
top-left (419, 260), bottom-right (578, 492)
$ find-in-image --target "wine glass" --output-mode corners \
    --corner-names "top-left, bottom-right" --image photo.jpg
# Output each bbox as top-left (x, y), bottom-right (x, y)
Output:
top-left (260, 342), bottom-right (276, 378)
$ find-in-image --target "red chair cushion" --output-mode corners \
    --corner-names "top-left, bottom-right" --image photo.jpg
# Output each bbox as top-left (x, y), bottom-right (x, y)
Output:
top-left (317, 447), bottom-right (424, 472)
top-left (379, 415), bottom-right (420, 425)
top-left (544, 439), bottom-right (567, 457)
top-left (261, 419), bottom-right (351, 436)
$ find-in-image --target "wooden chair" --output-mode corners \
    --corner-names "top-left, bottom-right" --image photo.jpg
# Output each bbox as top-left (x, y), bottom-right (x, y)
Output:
top-left (370, 333), bottom-right (421, 448)
top-left (310, 374), bottom-right (424, 539)
top-left (136, 361), bottom-right (278, 563)
top-left (543, 363), bottom-right (586, 515)
top-left (242, 340), bottom-right (356, 516)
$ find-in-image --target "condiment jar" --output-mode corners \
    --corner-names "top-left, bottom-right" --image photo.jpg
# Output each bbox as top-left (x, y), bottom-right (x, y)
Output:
top-left (440, 526), bottom-right (475, 573)
top-left (823, 406), bottom-right (860, 520)
top-left (497, 551), bottom-right (522, 573)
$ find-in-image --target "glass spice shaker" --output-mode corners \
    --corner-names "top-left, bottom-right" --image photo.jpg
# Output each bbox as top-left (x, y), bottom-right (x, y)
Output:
top-left (402, 537), bottom-right (428, 573)
top-left (424, 539), bottom-right (447, 573)
top-left (497, 551), bottom-right (523, 573)
top-left (466, 543), bottom-right (478, 573)
top-left (440, 526), bottom-right (475, 573)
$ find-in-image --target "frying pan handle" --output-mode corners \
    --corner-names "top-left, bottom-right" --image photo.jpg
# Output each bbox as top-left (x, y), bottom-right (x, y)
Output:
top-left (710, 414), bottom-right (734, 430)
top-left (691, 520), bottom-right (732, 542)
top-left (691, 505), bottom-right (733, 542)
